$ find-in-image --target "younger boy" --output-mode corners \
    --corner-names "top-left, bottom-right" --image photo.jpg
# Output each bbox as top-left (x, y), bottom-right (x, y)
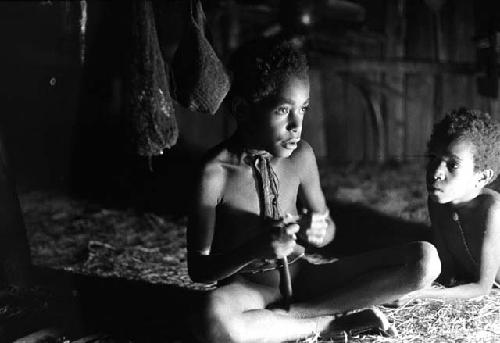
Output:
top-left (187, 36), bottom-right (440, 343)
top-left (402, 108), bottom-right (500, 301)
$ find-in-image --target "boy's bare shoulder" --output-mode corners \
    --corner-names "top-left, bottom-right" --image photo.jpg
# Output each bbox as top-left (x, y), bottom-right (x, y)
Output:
top-left (201, 141), bottom-right (233, 167)
top-left (289, 139), bottom-right (317, 172)
top-left (289, 140), bottom-right (314, 162)
top-left (196, 141), bottom-right (234, 189)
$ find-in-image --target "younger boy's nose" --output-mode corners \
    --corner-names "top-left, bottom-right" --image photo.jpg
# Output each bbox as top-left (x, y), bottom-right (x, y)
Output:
top-left (433, 162), bottom-right (446, 181)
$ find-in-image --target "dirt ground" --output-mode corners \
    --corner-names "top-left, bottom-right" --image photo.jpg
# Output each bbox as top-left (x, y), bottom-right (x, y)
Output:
top-left (16, 162), bottom-right (500, 342)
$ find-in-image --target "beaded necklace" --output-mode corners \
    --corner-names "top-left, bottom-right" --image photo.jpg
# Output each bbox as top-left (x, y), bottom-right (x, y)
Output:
top-left (451, 211), bottom-right (500, 288)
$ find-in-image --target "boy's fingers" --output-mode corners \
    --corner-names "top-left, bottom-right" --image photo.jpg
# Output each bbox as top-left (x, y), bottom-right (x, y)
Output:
top-left (285, 223), bottom-right (300, 235)
top-left (284, 213), bottom-right (300, 224)
top-left (312, 210), bottom-right (329, 222)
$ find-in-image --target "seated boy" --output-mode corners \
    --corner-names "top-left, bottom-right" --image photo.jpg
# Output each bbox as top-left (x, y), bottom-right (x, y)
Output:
top-left (187, 36), bottom-right (440, 343)
top-left (401, 108), bottom-right (500, 301)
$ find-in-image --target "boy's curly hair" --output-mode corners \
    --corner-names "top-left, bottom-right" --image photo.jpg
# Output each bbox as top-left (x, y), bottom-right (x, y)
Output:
top-left (427, 108), bottom-right (500, 180)
top-left (227, 35), bottom-right (309, 104)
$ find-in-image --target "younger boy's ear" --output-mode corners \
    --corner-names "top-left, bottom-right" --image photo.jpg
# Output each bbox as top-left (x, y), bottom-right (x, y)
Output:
top-left (478, 169), bottom-right (494, 186)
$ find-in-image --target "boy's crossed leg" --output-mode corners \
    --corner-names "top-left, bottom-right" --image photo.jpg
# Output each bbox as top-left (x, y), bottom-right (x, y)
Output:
top-left (290, 241), bottom-right (441, 318)
top-left (196, 241), bottom-right (440, 343)
top-left (199, 279), bottom-right (333, 343)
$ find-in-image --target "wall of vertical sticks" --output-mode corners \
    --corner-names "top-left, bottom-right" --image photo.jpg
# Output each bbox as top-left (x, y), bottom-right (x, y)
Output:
top-left (1, 1), bottom-right (499, 191)
top-left (303, 0), bottom-right (500, 164)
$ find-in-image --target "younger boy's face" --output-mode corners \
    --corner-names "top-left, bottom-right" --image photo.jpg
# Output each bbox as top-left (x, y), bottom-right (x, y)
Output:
top-left (250, 76), bottom-right (310, 158)
top-left (426, 138), bottom-right (480, 204)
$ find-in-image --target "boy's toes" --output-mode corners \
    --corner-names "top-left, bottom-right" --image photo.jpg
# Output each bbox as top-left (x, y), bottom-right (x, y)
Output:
top-left (317, 329), bottom-right (349, 343)
top-left (380, 325), bottom-right (398, 337)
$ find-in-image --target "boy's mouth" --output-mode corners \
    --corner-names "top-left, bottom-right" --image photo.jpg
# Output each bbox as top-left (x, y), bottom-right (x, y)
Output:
top-left (282, 138), bottom-right (300, 150)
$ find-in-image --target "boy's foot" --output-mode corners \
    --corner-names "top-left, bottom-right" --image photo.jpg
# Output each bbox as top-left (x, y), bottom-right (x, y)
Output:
top-left (324, 307), bottom-right (397, 339)
top-left (382, 298), bottom-right (407, 308)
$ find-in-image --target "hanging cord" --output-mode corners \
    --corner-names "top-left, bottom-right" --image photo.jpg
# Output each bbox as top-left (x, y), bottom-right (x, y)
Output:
top-left (250, 153), bottom-right (293, 308)
top-left (452, 212), bottom-right (500, 288)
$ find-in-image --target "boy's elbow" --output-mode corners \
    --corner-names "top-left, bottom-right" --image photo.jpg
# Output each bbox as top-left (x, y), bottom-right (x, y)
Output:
top-left (188, 271), bottom-right (206, 284)
top-left (187, 258), bottom-right (217, 284)
top-left (477, 282), bottom-right (493, 297)
top-left (188, 266), bottom-right (212, 284)
top-left (465, 280), bottom-right (493, 298)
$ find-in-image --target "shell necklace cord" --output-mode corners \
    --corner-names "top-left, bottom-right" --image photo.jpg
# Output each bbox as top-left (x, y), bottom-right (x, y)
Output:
top-left (451, 211), bottom-right (500, 288)
top-left (245, 151), bottom-right (293, 306)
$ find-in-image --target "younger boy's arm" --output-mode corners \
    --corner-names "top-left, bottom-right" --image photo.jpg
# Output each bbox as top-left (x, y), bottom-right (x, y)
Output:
top-left (411, 201), bottom-right (500, 300)
top-left (296, 141), bottom-right (335, 247)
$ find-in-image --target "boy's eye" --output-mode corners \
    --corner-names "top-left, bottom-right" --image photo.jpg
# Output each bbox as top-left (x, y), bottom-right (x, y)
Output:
top-left (300, 105), bottom-right (309, 114)
top-left (276, 106), bottom-right (290, 115)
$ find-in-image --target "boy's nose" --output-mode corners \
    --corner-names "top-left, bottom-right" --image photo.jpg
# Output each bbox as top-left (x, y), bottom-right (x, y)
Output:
top-left (287, 112), bottom-right (302, 132)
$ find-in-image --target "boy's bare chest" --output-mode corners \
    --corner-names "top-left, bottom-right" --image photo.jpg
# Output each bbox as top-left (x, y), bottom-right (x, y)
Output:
top-left (211, 166), bottom-right (301, 250)
top-left (221, 166), bottom-right (300, 217)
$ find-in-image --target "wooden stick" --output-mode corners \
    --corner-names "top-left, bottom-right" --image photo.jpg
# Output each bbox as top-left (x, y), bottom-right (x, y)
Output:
top-left (279, 256), bottom-right (292, 309)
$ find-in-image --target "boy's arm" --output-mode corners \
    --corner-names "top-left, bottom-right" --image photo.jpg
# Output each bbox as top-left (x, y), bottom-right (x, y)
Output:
top-left (296, 141), bottom-right (335, 247)
top-left (412, 201), bottom-right (500, 300)
top-left (187, 163), bottom-right (296, 283)
top-left (187, 163), bottom-right (256, 283)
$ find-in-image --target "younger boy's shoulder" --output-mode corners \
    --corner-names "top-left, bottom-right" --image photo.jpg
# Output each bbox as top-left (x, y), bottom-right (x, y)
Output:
top-left (477, 188), bottom-right (500, 211)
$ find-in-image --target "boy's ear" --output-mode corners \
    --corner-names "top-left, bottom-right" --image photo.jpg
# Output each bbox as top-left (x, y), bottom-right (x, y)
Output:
top-left (230, 96), bottom-right (250, 122)
top-left (477, 169), bottom-right (494, 186)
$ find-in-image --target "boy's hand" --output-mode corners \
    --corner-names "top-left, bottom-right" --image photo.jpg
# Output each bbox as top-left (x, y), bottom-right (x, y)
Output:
top-left (293, 210), bottom-right (330, 247)
top-left (266, 220), bottom-right (299, 259)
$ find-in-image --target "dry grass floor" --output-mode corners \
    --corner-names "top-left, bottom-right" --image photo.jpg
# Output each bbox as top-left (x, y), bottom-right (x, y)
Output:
top-left (19, 162), bottom-right (500, 342)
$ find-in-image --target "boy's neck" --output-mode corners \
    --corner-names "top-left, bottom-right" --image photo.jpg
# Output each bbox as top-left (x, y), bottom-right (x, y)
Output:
top-left (230, 130), bottom-right (271, 157)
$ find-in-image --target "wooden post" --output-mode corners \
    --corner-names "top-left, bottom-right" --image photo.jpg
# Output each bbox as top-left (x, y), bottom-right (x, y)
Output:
top-left (0, 136), bottom-right (32, 287)
top-left (384, 0), bottom-right (406, 161)
top-left (303, 68), bottom-right (327, 158)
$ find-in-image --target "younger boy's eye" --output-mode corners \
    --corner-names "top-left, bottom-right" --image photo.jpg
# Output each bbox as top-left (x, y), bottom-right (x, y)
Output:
top-left (300, 105), bottom-right (309, 114)
top-left (447, 160), bottom-right (459, 170)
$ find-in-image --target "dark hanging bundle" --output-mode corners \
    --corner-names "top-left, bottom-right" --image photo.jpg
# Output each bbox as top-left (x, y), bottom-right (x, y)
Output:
top-left (171, 0), bottom-right (231, 115)
top-left (126, 0), bottom-right (178, 156)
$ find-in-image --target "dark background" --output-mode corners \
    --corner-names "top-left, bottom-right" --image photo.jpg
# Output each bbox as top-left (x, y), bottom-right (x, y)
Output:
top-left (0, 0), bottom-right (499, 214)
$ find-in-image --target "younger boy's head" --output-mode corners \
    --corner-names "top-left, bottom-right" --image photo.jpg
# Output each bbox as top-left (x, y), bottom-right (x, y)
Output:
top-left (426, 108), bottom-right (500, 204)
top-left (227, 36), bottom-right (310, 157)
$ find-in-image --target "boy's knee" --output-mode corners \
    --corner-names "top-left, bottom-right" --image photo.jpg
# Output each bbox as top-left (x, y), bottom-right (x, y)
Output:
top-left (405, 241), bottom-right (441, 289)
top-left (203, 291), bottom-right (247, 343)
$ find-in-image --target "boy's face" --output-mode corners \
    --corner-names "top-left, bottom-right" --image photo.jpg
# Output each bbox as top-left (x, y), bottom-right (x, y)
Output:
top-left (426, 138), bottom-right (482, 204)
top-left (249, 75), bottom-right (310, 158)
